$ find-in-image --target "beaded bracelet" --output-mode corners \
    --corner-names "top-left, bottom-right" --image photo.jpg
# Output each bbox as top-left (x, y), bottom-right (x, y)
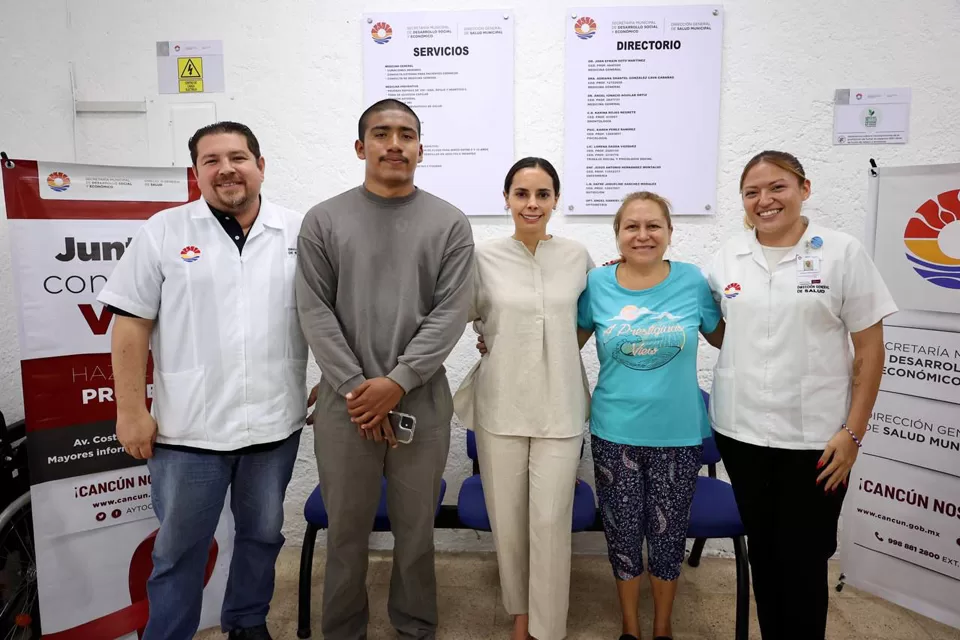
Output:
top-left (841, 424), bottom-right (862, 448)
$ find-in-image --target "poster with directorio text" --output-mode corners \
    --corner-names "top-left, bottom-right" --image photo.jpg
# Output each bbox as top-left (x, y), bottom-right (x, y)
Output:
top-left (563, 5), bottom-right (723, 215)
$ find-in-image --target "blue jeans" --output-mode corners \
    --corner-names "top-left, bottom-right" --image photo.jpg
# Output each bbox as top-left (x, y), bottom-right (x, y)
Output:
top-left (143, 430), bottom-right (301, 640)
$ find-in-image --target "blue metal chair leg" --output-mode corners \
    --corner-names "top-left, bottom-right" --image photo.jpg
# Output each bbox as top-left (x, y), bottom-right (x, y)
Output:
top-left (733, 535), bottom-right (750, 640)
top-left (297, 523), bottom-right (319, 639)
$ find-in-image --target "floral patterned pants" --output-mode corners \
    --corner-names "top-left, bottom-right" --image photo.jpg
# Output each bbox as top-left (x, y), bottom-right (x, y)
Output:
top-left (591, 435), bottom-right (702, 581)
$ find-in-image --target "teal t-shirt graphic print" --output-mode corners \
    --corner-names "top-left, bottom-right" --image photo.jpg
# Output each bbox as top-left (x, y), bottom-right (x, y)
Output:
top-left (577, 261), bottom-right (721, 447)
top-left (604, 304), bottom-right (687, 371)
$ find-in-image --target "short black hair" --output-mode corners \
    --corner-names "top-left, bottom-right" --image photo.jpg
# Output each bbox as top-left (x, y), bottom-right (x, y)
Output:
top-left (188, 121), bottom-right (261, 167)
top-left (358, 99), bottom-right (421, 141)
top-left (503, 157), bottom-right (561, 195)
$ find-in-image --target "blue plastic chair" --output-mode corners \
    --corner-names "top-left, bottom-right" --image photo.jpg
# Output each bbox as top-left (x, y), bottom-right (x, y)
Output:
top-left (457, 429), bottom-right (597, 531)
top-left (297, 476), bottom-right (447, 638)
top-left (687, 389), bottom-right (749, 640)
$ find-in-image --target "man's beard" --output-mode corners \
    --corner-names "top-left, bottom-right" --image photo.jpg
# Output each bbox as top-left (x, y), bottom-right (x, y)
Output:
top-left (221, 190), bottom-right (248, 209)
top-left (216, 184), bottom-right (249, 210)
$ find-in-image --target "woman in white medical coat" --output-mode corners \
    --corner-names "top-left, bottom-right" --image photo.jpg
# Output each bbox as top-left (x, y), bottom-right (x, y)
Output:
top-left (706, 150), bottom-right (898, 640)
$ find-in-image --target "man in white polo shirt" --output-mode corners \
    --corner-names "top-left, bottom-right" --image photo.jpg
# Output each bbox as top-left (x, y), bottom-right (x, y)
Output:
top-left (96, 122), bottom-right (307, 640)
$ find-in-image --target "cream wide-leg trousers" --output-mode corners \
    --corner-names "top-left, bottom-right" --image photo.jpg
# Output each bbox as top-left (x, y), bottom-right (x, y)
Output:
top-left (474, 426), bottom-right (583, 640)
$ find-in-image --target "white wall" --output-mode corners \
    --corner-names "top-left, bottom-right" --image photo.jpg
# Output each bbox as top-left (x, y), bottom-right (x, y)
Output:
top-left (2, 0), bottom-right (959, 556)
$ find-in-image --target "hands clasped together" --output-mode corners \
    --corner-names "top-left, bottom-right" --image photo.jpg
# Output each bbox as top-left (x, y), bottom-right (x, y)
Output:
top-left (306, 378), bottom-right (405, 448)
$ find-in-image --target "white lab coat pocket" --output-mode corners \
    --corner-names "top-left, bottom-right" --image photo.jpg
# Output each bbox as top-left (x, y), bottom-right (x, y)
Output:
top-left (153, 367), bottom-right (207, 440)
top-left (800, 375), bottom-right (851, 445)
top-left (710, 368), bottom-right (737, 433)
top-left (261, 358), bottom-right (308, 428)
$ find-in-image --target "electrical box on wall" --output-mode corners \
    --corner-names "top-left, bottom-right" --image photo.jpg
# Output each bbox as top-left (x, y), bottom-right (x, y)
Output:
top-left (144, 96), bottom-right (226, 168)
top-left (170, 103), bottom-right (218, 167)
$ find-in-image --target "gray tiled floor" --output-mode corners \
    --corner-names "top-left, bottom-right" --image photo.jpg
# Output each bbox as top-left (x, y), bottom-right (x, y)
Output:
top-left (195, 547), bottom-right (960, 639)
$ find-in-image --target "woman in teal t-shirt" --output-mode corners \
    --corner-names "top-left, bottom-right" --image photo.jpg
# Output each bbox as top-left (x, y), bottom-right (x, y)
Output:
top-left (576, 192), bottom-right (724, 640)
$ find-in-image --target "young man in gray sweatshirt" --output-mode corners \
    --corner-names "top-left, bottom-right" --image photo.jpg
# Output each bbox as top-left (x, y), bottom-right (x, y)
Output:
top-left (295, 99), bottom-right (474, 640)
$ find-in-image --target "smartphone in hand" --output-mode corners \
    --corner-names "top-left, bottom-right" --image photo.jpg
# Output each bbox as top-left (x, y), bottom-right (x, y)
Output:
top-left (388, 411), bottom-right (416, 444)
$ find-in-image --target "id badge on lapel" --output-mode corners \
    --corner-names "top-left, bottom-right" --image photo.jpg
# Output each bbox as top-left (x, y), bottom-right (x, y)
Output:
top-left (796, 255), bottom-right (822, 285)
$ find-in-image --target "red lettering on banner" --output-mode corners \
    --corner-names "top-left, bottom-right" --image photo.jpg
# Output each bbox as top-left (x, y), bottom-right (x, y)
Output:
top-left (21, 354), bottom-right (153, 432)
top-left (79, 304), bottom-right (114, 335)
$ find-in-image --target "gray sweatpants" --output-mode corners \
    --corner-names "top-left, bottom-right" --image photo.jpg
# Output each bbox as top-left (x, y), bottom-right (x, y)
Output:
top-left (313, 370), bottom-right (452, 640)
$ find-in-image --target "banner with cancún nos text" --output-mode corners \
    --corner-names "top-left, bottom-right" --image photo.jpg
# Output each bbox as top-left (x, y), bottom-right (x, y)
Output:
top-left (1, 159), bottom-right (234, 639)
top-left (840, 162), bottom-right (960, 630)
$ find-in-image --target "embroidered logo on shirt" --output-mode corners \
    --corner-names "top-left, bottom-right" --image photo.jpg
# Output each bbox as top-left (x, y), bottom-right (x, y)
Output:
top-left (287, 247), bottom-right (297, 256)
top-left (723, 283), bottom-right (741, 298)
top-left (180, 246), bottom-right (201, 263)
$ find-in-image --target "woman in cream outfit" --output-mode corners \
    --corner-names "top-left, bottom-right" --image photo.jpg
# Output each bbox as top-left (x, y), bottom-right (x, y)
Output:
top-left (454, 157), bottom-right (593, 640)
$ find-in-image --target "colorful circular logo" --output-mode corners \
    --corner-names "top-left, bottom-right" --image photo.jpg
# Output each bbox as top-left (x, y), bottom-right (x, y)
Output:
top-left (180, 246), bottom-right (202, 263)
top-left (47, 172), bottom-right (71, 192)
top-left (574, 16), bottom-right (596, 39)
top-left (903, 189), bottom-right (960, 289)
top-left (723, 283), bottom-right (741, 299)
top-left (371, 22), bottom-right (392, 44)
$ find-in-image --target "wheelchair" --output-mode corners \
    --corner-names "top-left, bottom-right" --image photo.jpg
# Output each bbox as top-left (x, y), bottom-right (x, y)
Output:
top-left (0, 410), bottom-right (39, 639)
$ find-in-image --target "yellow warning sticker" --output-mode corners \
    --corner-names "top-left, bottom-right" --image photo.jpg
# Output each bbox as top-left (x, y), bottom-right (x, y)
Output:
top-left (177, 57), bottom-right (203, 93)
top-left (179, 79), bottom-right (204, 92)
top-left (178, 57), bottom-right (202, 78)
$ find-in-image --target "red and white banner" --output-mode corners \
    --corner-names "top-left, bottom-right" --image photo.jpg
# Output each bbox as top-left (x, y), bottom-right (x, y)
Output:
top-left (2, 159), bottom-right (233, 639)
